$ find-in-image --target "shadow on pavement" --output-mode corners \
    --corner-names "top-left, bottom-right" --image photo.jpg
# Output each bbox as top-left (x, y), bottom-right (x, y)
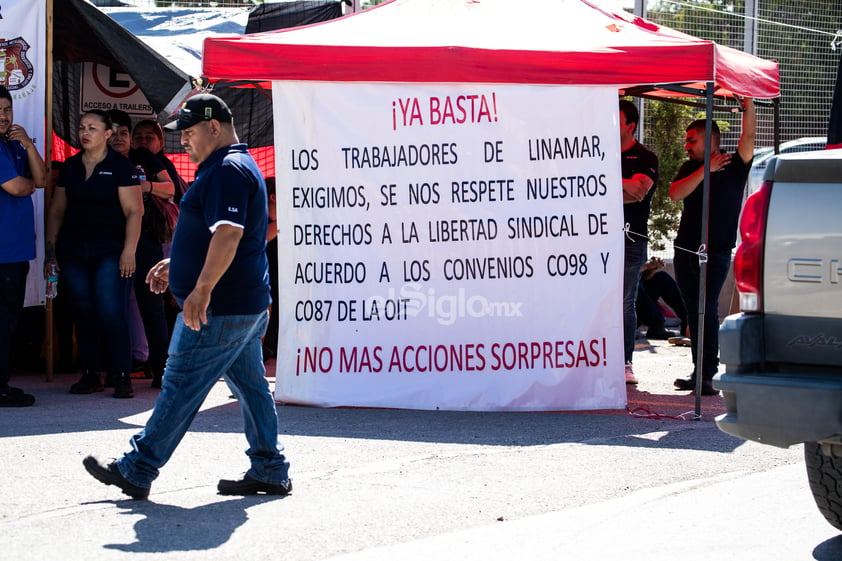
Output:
top-left (2, 373), bottom-right (741, 454)
top-left (813, 535), bottom-right (842, 560)
top-left (99, 495), bottom-right (282, 553)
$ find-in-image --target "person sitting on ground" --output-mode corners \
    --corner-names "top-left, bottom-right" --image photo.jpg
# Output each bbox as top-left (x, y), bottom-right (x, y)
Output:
top-left (636, 257), bottom-right (688, 340)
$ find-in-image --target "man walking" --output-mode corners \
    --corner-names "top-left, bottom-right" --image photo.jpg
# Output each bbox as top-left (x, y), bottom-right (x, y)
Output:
top-left (84, 94), bottom-right (291, 498)
top-left (670, 98), bottom-right (755, 395)
top-left (619, 99), bottom-right (659, 384)
top-left (0, 85), bottom-right (47, 406)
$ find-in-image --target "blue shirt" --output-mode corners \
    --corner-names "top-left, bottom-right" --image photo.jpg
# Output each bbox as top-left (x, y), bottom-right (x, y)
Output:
top-left (0, 139), bottom-right (34, 264)
top-left (168, 143), bottom-right (270, 315)
top-left (57, 147), bottom-right (138, 249)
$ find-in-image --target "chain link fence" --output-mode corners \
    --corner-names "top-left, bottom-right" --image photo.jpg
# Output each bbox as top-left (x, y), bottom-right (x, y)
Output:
top-left (638, 0), bottom-right (842, 258)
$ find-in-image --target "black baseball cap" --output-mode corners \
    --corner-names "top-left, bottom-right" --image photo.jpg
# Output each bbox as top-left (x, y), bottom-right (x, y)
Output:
top-left (164, 94), bottom-right (233, 131)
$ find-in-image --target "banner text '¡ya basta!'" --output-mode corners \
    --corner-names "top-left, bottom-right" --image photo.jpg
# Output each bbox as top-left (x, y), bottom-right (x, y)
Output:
top-left (392, 93), bottom-right (498, 130)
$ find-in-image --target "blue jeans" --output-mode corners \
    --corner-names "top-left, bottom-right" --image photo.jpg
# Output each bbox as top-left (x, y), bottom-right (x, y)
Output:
top-left (59, 248), bottom-right (132, 374)
top-left (117, 310), bottom-right (290, 489)
top-left (674, 249), bottom-right (731, 379)
top-left (623, 239), bottom-right (647, 363)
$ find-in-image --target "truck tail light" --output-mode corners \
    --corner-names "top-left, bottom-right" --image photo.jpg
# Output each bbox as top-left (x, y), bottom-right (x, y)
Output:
top-left (734, 180), bottom-right (772, 312)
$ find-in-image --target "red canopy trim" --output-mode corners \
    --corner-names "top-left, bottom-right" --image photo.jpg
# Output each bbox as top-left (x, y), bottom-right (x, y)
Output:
top-left (201, 0), bottom-right (779, 99)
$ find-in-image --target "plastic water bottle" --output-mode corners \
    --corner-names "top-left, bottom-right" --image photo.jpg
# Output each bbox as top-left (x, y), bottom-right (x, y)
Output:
top-left (136, 165), bottom-right (146, 184)
top-left (46, 263), bottom-right (58, 299)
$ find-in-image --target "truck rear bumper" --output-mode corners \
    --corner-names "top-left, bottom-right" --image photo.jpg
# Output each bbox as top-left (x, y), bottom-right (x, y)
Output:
top-left (716, 313), bottom-right (842, 448)
top-left (715, 372), bottom-right (842, 448)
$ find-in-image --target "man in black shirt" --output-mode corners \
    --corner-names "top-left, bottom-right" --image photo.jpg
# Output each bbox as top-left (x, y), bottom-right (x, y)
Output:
top-left (670, 98), bottom-right (755, 395)
top-left (619, 99), bottom-right (659, 385)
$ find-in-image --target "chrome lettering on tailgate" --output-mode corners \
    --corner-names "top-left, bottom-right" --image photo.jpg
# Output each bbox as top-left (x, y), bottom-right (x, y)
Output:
top-left (787, 258), bottom-right (842, 283)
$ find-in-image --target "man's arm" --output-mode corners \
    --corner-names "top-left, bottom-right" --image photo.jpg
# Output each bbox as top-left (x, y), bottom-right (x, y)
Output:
top-left (0, 174), bottom-right (35, 197)
top-left (181, 224), bottom-right (244, 330)
top-left (623, 173), bottom-right (654, 203)
top-left (10, 124), bottom-right (47, 189)
top-left (669, 152), bottom-right (733, 202)
top-left (736, 98), bottom-right (756, 165)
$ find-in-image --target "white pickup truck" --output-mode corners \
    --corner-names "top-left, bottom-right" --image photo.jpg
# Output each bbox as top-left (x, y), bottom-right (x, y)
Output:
top-left (715, 149), bottom-right (842, 530)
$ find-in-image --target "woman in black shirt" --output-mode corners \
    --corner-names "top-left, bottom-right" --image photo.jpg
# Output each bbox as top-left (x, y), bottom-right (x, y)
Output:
top-left (44, 110), bottom-right (142, 398)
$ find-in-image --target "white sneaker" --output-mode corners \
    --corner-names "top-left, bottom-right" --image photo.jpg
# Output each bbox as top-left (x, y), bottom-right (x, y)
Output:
top-left (625, 362), bottom-right (638, 384)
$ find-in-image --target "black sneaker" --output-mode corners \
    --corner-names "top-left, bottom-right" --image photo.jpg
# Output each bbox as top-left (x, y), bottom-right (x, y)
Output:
top-left (217, 473), bottom-right (292, 496)
top-left (113, 373), bottom-right (134, 399)
top-left (131, 359), bottom-right (148, 375)
top-left (83, 456), bottom-right (149, 500)
top-left (700, 380), bottom-right (719, 396)
top-left (674, 376), bottom-right (719, 396)
top-left (646, 328), bottom-right (679, 340)
top-left (0, 386), bottom-right (35, 407)
top-left (673, 376), bottom-right (696, 391)
top-left (70, 371), bottom-right (104, 394)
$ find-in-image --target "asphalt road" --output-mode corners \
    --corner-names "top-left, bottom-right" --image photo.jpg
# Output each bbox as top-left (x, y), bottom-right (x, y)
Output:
top-left (1, 338), bottom-right (839, 560)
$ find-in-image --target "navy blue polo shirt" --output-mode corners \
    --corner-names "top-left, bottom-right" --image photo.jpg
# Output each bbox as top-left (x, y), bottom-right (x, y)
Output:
top-left (0, 139), bottom-right (34, 263)
top-left (57, 146), bottom-right (139, 247)
top-left (168, 143), bottom-right (270, 315)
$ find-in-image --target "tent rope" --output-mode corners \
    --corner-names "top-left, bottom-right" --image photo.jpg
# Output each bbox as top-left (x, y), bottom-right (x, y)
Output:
top-left (627, 405), bottom-right (702, 421)
top-left (622, 223), bottom-right (707, 261)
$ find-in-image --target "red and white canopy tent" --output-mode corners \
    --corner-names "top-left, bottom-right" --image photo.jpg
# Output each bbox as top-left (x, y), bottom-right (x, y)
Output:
top-left (199, 0), bottom-right (779, 412)
top-left (202, 0), bottom-right (778, 98)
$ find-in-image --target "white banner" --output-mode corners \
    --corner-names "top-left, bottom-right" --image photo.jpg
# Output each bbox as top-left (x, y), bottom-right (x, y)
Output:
top-left (273, 82), bottom-right (625, 411)
top-left (1, 0), bottom-right (47, 306)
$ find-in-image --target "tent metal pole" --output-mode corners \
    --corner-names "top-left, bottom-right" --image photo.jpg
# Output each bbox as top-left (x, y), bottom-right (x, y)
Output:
top-left (694, 82), bottom-right (715, 419)
top-left (45, 0), bottom-right (55, 383)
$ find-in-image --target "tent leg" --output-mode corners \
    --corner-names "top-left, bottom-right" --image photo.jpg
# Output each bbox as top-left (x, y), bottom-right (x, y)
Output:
top-left (694, 82), bottom-right (715, 420)
top-left (45, 0), bottom-right (55, 383)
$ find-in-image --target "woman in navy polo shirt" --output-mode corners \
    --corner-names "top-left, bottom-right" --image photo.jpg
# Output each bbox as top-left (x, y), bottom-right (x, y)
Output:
top-left (45, 110), bottom-right (143, 398)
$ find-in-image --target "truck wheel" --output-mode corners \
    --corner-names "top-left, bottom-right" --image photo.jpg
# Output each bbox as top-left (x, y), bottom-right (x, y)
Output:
top-left (805, 442), bottom-right (842, 531)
